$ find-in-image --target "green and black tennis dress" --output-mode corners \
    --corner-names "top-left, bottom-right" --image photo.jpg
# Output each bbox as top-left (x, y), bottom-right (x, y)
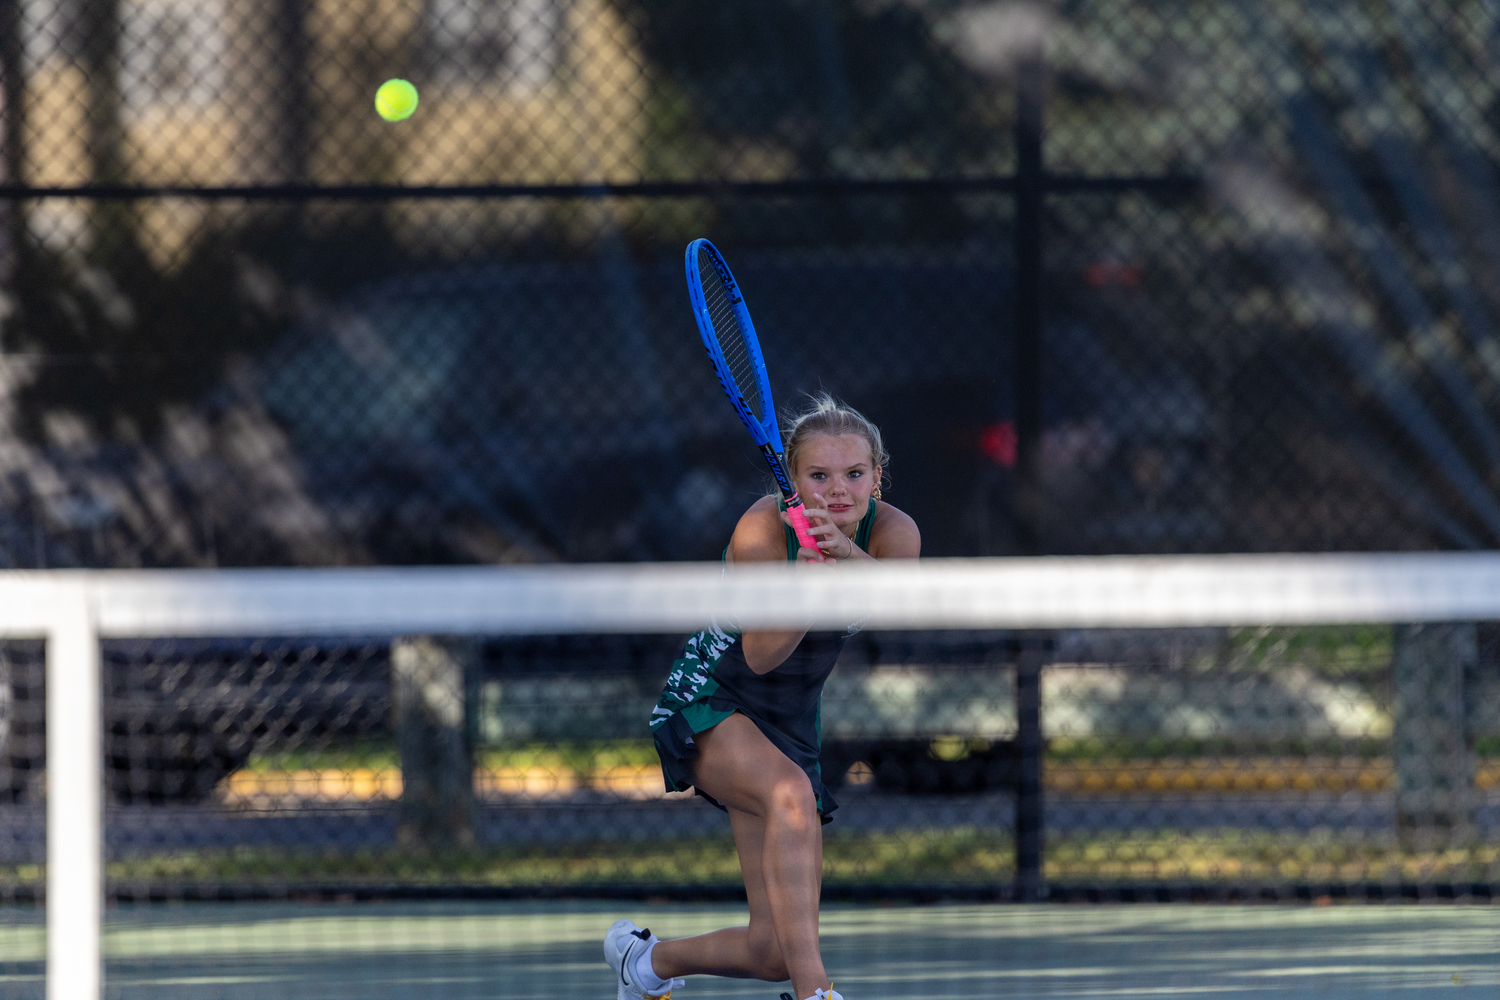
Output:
top-left (650, 498), bottom-right (877, 825)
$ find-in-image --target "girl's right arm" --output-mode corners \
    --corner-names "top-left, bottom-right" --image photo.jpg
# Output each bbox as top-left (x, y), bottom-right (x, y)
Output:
top-left (726, 497), bottom-right (812, 674)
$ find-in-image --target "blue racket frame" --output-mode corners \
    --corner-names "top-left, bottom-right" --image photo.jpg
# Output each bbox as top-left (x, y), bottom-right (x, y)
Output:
top-left (685, 239), bottom-right (779, 445)
top-left (685, 238), bottom-right (798, 498)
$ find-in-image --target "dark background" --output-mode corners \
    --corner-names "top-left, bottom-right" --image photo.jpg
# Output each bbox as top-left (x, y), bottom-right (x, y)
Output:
top-left (1, 0), bottom-right (1498, 567)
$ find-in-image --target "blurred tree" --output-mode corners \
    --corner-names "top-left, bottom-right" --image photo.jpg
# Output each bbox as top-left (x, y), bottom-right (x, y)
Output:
top-left (0, 212), bottom-right (420, 443)
top-left (620, 0), bottom-right (1005, 180)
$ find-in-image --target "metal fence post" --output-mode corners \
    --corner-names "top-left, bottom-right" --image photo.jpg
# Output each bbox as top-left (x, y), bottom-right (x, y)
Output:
top-left (1393, 623), bottom-right (1476, 852)
top-left (1014, 636), bottom-right (1046, 901)
top-left (1012, 49), bottom-right (1048, 902)
top-left (276, 0), bottom-right (311, 184)
top-left (0, 0), bottom-right (23, 311)
top-left (392, 636), bottom-right (478, 849)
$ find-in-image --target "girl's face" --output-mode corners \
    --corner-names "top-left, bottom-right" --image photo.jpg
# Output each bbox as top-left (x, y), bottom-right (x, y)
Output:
top-left (792, 433), bottom-right (880, 531)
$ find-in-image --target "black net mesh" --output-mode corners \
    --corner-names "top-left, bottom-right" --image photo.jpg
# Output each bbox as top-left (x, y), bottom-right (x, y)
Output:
top-left (0, 619), bottom-right (1492, 904)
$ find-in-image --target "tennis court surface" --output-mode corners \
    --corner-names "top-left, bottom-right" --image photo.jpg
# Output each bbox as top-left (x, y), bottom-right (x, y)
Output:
top-left (3, 900), bottom-right (1497, 999)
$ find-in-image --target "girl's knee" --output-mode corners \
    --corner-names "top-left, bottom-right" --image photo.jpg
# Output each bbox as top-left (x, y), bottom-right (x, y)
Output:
top-left (768, 773), bottom-right (818, 827)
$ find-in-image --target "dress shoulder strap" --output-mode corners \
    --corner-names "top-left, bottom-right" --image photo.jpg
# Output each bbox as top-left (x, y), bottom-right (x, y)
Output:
top-left (854, 497), bottom-right (878, 550)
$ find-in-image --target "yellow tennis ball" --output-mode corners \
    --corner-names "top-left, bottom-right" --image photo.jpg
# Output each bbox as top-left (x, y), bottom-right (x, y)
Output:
top-left (375, 79), bottom-right (418, 122)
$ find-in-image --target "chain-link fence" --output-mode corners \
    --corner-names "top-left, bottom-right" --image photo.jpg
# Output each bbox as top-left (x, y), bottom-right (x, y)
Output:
top-left (2, 0), bottom-right (1500, 918)
top-left (1, 1), bottom-right (1499, 567)
top-left (3, 616), bottom-right (1496, 903)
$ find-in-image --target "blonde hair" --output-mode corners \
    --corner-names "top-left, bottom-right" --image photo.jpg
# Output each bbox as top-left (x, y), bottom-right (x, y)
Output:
top-left (783, 393), bottom-right (890, 488)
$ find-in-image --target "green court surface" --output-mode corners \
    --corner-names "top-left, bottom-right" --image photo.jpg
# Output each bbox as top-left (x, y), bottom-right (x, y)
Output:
top-left (0, 901), bottom-right (1496, 998)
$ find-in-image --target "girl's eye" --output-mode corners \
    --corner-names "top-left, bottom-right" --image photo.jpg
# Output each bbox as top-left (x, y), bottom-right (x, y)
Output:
top-left (811, 472), bottom-right (825, 480)
top-left (849, 470), bottom-right (862, 479)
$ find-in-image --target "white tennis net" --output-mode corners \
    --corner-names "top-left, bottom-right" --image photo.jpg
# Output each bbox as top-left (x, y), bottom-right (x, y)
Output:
top-left (4, 552), bottom-right (1498, 1000)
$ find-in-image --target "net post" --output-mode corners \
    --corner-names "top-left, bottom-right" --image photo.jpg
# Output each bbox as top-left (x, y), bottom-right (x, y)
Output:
top-left (1013, 632), bottom-right (1047, 901)
top-left (45, 581), bottom-right (101, 1000)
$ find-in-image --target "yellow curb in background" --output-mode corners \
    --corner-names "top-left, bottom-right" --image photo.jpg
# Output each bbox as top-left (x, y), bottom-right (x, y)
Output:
top-left (220, 759), bottom-right (1500, 805)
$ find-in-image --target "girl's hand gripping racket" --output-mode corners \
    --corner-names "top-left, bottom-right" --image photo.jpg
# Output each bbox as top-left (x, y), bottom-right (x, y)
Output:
top-left (685, 238), bottom-right (823, 559)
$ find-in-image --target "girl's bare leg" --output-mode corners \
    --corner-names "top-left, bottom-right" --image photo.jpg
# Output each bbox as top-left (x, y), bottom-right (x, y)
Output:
top-left (650, 712), bottom-right (829, 999)
top-left (645, 808), bottom-right (785, 982)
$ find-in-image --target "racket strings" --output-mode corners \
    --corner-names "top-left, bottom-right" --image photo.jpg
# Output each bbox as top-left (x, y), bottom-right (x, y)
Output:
top-left (697, 254), bottom-right (763, 421)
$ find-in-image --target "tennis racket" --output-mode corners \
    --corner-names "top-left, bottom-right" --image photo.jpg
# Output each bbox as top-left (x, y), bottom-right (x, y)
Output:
top-left (685, 238), bottom-right (823, 558)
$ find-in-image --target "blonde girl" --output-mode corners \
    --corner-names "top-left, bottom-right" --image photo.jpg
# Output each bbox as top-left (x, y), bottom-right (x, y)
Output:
top-left (605, 395), bottom-right (921, 1000)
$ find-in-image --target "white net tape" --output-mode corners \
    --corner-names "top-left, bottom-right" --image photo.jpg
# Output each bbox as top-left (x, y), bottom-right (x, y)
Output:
top-left (4, 552), bottom-right (1500, 639)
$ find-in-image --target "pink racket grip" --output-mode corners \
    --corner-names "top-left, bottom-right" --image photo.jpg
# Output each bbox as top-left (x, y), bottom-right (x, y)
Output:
top-left (784, 497), bottom-right (824, 560)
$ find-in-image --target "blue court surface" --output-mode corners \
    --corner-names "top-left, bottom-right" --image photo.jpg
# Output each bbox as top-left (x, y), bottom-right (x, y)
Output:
top-left (1, 901), bottom-right (1495, 998)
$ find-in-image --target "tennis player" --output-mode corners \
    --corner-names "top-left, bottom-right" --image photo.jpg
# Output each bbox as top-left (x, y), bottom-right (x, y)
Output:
top-left (605, 396), bottom-right (921, 1000)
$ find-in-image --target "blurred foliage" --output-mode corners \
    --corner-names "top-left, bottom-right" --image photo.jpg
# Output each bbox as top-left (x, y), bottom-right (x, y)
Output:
top-left (1, 829), bottom-right (1494, 891)
top-left (0, 204), bottom-right (472, 444)
top-left (4, 222), bottom-right (285, 442)
top-left (1227, 625), bottom-right (1394, 676)
top-left (1046, 736), bottom-right (1393, 762)
top-left (3, 0), bottom-right (1500, 563)
top-left (80, 831), bottom-right (1008, 888)
top-left (619, 0), bottom-right (1003, 179)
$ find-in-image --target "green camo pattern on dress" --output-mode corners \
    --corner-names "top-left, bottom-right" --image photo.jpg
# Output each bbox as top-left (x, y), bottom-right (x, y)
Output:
top-left (650, 624), bottom-right (737, 731)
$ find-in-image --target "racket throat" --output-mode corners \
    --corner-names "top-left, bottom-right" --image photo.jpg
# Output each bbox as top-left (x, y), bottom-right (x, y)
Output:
top-left (759, 443), bottom-right (800, 501)
top-left (759, 444), bottom-right (823, 556)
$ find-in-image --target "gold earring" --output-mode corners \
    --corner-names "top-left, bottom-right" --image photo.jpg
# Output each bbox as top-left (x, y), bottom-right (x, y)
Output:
top-left (872, 487), bottom-right (883, 501)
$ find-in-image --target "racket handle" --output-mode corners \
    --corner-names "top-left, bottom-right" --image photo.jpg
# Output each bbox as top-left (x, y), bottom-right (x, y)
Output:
top-left (784, 496), bottom-right (824, 560)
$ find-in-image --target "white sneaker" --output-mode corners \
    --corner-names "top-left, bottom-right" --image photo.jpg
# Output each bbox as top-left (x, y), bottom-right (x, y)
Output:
top-left (779, 989), bottom-right (843, 1000)
top-left (604, 918), bottom-right (685, 1000)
